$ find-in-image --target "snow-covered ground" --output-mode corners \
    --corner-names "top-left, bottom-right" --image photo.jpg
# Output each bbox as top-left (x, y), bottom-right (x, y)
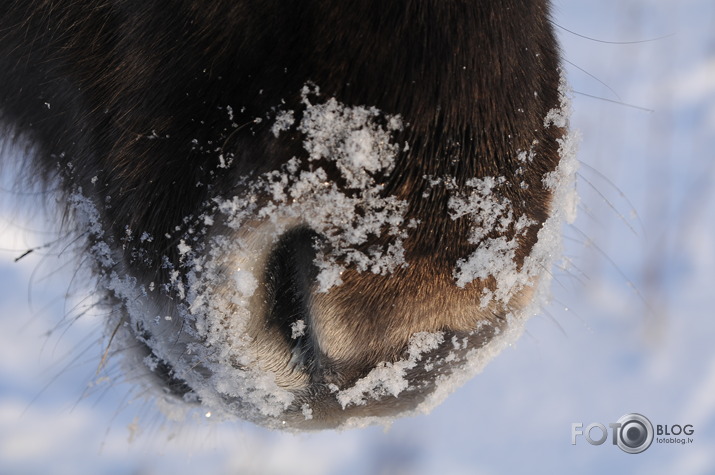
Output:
top-left (1, 0), bottom-right (713, 473)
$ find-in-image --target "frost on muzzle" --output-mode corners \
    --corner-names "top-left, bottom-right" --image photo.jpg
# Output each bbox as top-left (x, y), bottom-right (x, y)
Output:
top-left (75, 83), bottom-right (578, 431)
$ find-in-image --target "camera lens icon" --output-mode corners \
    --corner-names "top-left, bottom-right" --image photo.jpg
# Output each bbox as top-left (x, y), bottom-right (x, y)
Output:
top-left (616, 413), bottom-right (654, 454)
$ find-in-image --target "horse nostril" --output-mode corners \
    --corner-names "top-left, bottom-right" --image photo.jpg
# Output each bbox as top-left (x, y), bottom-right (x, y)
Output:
top-left (263, 227), bottom-right (322, 364)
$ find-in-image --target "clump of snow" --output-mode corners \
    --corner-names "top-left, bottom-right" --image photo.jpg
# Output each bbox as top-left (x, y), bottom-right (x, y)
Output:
top-left (177, 240), bottom-right (191, 258)
top-left (68, 190), bottom-right (109, 242)
top-left (233, 269), bottom-right (258, 297)
top-left (215, 85), bottom-right (409, 291)
top-left (298, 86), bottom-right (402, 189)
top-left (290, 320), bottom-right (306, 339)
top-left (447, 176), bottom-right (537, 301)
top-left (301, 403), bottom-right (313, 420)
top-left (336, 332), bottom-right (445, 408)
top-left (271, 110), bottom-right (295, 137)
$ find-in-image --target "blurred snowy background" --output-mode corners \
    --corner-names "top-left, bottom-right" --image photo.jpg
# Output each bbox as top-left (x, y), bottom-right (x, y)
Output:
top-left (1, 0), bottom-right (714, 473)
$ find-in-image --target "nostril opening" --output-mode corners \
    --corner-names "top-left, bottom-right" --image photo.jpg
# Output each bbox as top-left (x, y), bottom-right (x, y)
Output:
top-left (263, 226), bottom-right (321, 364)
